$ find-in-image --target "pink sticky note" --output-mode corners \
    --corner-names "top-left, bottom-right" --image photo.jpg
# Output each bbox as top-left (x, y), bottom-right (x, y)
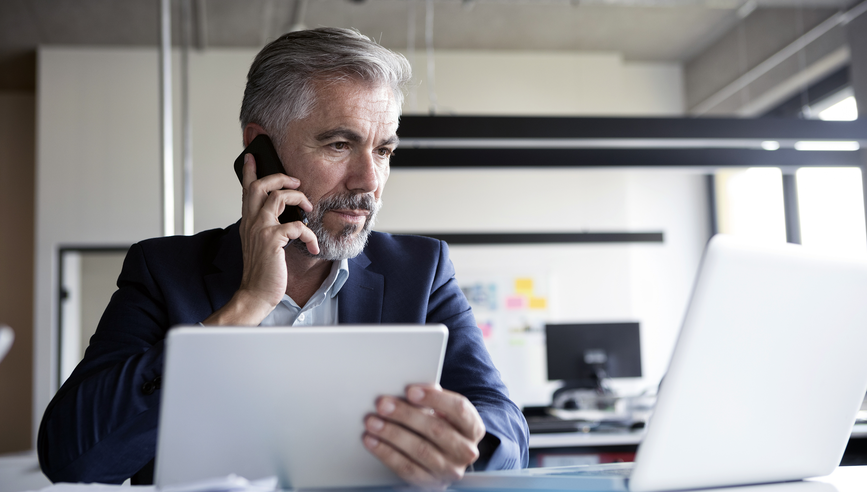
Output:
top-left (478, 322), bottom-right (493, 339)
top-left (505, 295), bottom-right (527, 310)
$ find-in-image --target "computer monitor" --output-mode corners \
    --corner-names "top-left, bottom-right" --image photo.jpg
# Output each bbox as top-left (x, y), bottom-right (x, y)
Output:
top-left (545, 322), bottom-right (642, 392)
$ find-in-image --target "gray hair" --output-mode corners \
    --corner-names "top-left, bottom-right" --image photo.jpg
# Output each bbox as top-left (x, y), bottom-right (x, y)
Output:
top-left (240, 27), bottom-right (412, 147)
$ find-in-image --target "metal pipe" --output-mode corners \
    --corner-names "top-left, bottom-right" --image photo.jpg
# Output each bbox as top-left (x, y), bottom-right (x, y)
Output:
top-left (261, 0), bottom-right (275, 45)
top-left (425, 0), bottom-right (437, 115)
top-left (782, 173), bottom-right (801, 244)
top-left (181, 0), bottom-right (194, 236)
top-left (407, 0), bottom-right (418, 112)
top-left (289, 0), bottom-right (309, 31)
top-left (160, 0), bottom-right (175, 236)
top-left (195, 0), bottom-right (208, 50)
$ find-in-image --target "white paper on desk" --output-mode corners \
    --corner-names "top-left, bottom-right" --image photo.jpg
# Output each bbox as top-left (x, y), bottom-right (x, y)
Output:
top-left (158, 475), bottom-right (278, 492)
top-left (27, 475), bottom-right (277, 492)
top-left (29, 483), bottom-right (154, 492)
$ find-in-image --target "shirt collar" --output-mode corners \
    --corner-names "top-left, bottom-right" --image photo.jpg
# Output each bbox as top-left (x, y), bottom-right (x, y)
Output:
top-left (281, 258), bottom-right (350, 309)
top-left (330, 258), bottom-right (350, 298)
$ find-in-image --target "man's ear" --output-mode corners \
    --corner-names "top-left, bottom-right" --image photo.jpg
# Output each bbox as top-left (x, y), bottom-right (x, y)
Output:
top-left (243, 123), bottom-right (267, 147)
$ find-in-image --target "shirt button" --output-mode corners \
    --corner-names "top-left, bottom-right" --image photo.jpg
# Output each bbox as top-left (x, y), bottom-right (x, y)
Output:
top-left (298, 313), bottom-right (306, 322)
top-left (141, 376), bottom-right (161, 395)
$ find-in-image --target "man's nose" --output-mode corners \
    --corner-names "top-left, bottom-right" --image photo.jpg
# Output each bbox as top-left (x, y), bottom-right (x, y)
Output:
top-left (346, 151), bottom-right (380, 194)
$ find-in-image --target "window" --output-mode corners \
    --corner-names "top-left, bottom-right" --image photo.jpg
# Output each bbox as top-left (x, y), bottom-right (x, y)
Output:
top-left (813, 87), bottom-right (858, 122)
top-left (796, 167), bottom-right (867, 257)
top-left (715, 168), bottom-right (787, 244)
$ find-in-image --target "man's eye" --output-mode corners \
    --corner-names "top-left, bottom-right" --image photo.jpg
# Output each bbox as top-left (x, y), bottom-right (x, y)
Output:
top-left (377, 148), bottom-right (394, 157)
top-left (332, 142), bottom-right (348, 150)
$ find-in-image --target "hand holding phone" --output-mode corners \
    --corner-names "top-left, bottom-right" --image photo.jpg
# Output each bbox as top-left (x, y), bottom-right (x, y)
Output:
top-left (234, 134), bottom-right (308, 225)
top-left (199, 133), bottom-right (319, 327)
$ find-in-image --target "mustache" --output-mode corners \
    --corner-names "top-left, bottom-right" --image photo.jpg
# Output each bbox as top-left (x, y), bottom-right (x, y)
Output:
top-left (315, 193), bottom-right (377, 214)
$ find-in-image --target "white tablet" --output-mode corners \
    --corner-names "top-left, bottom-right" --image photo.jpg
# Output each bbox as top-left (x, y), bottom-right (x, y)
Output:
top-left (154, 325), bottom-right (449, 490)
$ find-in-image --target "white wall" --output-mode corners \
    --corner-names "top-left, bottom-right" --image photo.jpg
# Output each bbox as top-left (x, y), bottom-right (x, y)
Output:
top-left (35, 48), bottom-right (165, 441)
top-left (403, 51), bottom-right (684, 116)
top-left (187, 50), bottom-right (257, 232)
top-left (35, 46), bottom-right (699, 430)
top-left (378, 168), bottom-right (707, 406)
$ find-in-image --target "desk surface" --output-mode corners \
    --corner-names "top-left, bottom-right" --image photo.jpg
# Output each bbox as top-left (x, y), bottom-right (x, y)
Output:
top-left (810, 465), bottom-right (867, 492)
top-left (0, 452), bottom-right (50, 492)
top-left (3, 453), bottom-right (867, 492)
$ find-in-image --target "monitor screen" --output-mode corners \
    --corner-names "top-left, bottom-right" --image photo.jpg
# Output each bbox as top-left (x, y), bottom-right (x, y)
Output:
top-left (545, 322), bottom-right (642, 387)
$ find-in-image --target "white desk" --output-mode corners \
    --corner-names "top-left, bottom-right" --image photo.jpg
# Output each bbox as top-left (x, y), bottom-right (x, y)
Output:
top-left (0, 452), bottom-right (50, 492)
top-left (528, 424), bottom-right (867, 468)
top-left (530, 424), bottom-right (867, 449)
top-left (4, 453), bottom-right (866, 492)
top-left (810, 465), bottom-right (867, 492)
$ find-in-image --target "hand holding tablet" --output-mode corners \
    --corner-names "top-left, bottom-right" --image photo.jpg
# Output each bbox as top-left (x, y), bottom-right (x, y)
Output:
top-left (363, 384), bottom-right (486, 489)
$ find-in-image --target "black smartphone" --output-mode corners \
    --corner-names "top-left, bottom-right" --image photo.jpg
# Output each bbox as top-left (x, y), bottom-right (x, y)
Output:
top-left (234, 134), bottom-right (307, 225)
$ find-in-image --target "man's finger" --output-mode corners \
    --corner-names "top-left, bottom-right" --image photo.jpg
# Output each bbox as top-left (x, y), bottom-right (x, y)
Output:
top-left (362, 432), bottom-right (448, 490)
top-left (241, 153), bottom-right (257, 188)
top-left (376, 397), bottom-right (480, 466)
top-left (281, 221), bottom-right (320, 255)
top-left (364, 415), bottom-right (465, 482)
top-left (241, 154), bottom-right (266, 218)
top-left (261, 189), bottom-right (313, 221)
top-left (244, 174), bottom-right (306, 228)
top-left (242, 153), bottom-right (301, 193)
top-left (406, 386), bottom-right (486, 442)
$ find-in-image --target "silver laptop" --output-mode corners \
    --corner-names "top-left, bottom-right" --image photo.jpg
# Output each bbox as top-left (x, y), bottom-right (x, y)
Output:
top-left (154, 324), bottom-right (448, 490)
top-left (458, 235), bottom-right (867, 491)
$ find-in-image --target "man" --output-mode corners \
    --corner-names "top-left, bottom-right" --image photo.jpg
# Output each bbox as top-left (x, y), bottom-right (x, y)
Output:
top-left (38, 27), bottom-right (528, 488)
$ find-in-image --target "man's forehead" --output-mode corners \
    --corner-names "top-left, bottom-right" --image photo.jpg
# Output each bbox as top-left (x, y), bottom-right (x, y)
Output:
top-left (306, 98), bottom-right (399, 141)
top-left (315, 106), bottom-right (399, 128)
top-left (310, 81), bottom-right (399, 120)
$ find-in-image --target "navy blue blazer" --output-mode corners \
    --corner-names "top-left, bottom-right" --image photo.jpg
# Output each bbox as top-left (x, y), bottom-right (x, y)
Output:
top-left (38, 223), bottom-right (529, 484)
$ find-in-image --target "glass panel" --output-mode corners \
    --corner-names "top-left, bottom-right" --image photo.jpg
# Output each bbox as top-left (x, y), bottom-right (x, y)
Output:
top-left (796, 167), bottom-right (867, 257)
top-left (715, 168), bottom-right (786, 244)
top-left (59, 249), bottom-right (128, 385)
top-left (809, 87), bottom-right (858, 122)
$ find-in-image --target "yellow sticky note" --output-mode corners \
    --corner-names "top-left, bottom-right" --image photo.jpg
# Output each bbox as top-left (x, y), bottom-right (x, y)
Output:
top-left (529, 297), bottom-right (548, 310)
top-left (514, 278), bottom-right (534, 295)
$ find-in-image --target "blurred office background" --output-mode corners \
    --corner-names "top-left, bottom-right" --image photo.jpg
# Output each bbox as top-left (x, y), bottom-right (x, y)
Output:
top-left (1, 0), bottom-right (866, 456)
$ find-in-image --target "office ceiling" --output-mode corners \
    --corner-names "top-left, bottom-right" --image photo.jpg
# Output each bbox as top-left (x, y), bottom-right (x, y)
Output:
top-left (0, 0), bottom-right (854, 91)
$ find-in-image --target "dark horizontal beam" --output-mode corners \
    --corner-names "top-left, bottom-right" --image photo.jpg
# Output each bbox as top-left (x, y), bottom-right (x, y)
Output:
top-left (59, 245), bottom-right (130, 254)
top-left (407, 232), bottom-right (664, 245)
top-left (392, 148), bottom-right (863, 168)
top-left (397, 115), bottom-right (867, 140)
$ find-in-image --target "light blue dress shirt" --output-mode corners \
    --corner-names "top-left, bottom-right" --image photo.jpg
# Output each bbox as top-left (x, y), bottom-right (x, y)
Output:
top-left (259, 259), bottom-right (350, 327)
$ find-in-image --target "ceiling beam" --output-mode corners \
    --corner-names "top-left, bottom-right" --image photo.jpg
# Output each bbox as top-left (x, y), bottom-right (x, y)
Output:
top-left (393, 115), bottom-right (867, 168)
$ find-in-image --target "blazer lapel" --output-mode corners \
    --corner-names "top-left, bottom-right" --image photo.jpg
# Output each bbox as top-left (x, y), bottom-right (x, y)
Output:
top-left (338, 251), bottom-right (384, 324)
top-left (204, 222), bottom-right (243, 312)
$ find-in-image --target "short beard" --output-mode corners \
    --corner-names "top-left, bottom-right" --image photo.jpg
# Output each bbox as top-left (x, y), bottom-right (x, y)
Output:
top-left (293, 192), bottom-right (381, 261)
